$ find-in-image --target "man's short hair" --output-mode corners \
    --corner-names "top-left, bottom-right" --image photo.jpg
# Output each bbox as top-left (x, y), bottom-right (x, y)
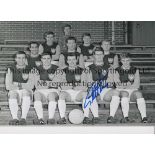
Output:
top-left (101, 40), bottom-right (111, 45)
top-left (43, 31), bottom-right (55, 39)
top-left (29, 41), bottom-right (39, 48)
top-left (93, 47), bottom-right (104, 55)
top-left (14, 51), bottom-right (26, 58)
top-left (63, 24), bottom-right (72, 30)
top-left (41, 52), bottom-right (52, 58)
top-left (65, 36), bottom-right (77, 43)
top-left (82, 33), bottom-right (91, 39)
top-left (65, 52), bottom-right (78, 65)
top-left (120, 53), bottom-right (131, 60)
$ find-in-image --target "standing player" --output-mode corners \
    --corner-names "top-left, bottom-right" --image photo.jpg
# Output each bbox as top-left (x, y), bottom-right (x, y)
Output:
top-left (33, 53), bottom-right (59, 125)
top-left (79, 33), bottom-right (95, 62)
top-left (27, 42), bottom-right (41, 69)
top-left (115, 53), bottom-right (148, 123)
top-left (83, 47), bottom-right (120, 124)
top-left (39, 31), bottom-right (60, 61)
top-left (101, 40), bottom-right (119, 69)
top-left (59, 36), bottom-right (84, 69)
top-left (57, 52), bottom-right (87, 124)
top-left (5, 51), bottom-right (34, 125)
top-left (59, 24), bottom-right (72, 52)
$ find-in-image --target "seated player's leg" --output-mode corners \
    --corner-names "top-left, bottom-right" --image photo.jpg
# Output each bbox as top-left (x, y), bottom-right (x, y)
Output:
top-left (76, 91), bottom-right (92, 124)
top-left (8, 90), bottom-right (19, 125)
top-left (57, 91), bottom-right (71, 124)
top-left (47, 92), bottom-right (59, 124)
top-left (33, 91), bottom-right (46, 125)
top-left (130, 90), bottom-right (147, 123)
top-left (120, 91), bottom-right (130, 123)
top-left (102, 89), bottom-right (120, 123)
top-left (19, 89), bottom-right (32, 125)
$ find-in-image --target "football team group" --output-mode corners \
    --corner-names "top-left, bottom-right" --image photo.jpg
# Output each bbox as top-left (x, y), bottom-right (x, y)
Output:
top-left (5, 24), bottom-right (148, 125)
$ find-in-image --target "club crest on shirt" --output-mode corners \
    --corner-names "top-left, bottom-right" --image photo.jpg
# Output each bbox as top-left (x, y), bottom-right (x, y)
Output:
top-left (75, 74), bottom-right (81, 81)
top-left (102, 70), bottom-right (107, 76)
top-left (22, 73), bottom-right (29, 80)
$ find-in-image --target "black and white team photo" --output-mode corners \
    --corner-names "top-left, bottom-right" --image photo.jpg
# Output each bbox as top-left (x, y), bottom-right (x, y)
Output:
top-left (0, 21), bottom-right (155, 126)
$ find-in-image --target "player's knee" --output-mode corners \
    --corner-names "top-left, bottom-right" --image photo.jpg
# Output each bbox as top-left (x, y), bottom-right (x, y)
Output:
top-left (134, 90), bottom-right (143, 99)
top-left (59, 92), bottom-right (66, 100)
top-left (22, 90), bottom-right (31, 97)
top-left (120, 91), bottom-right (129, 98)
top-left (34, 91), bottom-right (41, 101)
top-left (48, 92), bottom-right (58, 101)
top-left (112, 89), bottom-right (120, 96)
top-left (82, 91), bottom-right (87, 98)
top-left (9, 91), bottom-right (18, 99)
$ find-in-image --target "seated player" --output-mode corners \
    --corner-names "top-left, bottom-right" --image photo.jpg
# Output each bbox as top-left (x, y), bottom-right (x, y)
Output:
top-left (5, 51), bottom-right (34, 125)
top-left (101, 40), bottom-right (119, 69)
top-left (59, 36), bottom-right (84, 69)
top-left (83, 47), bottom-right (120, 124)
top-left (79, 33), bottom-right (95, 62)
top-left (115, 53), bottom-right (148, 123)
top-left (39, 31), bottom-right (60, 61)
top-left (59, 24), bottom-right (72, 52)
top-left (33, 53), bottom-right (59, 125)
top-left (27, 41), bottom-right (41, 69)
top-left (57, 52), bottom-right (87, 124)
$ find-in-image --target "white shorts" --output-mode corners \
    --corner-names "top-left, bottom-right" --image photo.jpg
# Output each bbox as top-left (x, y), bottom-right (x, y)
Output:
top-left (117, 89), bottom-right (138, 98)
top-left (36, 89), bottom-right (59, 98)
top-left (8, 89), bottom-right (33, 103)
top-left (99, 88), bottom-right (112, 100)
top-left (62, 89), bottom-right (82, 102)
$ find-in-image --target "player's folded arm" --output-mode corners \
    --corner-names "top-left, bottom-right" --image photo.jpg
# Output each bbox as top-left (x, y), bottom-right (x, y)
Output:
top-left (5, 68), bottom-right (18, 91)
top-left (52, 45), bottom-right (61, 61)
top-left (21, 72), bottom-right (35, 90)
top-left (126, 69), bottom-right (140, 89)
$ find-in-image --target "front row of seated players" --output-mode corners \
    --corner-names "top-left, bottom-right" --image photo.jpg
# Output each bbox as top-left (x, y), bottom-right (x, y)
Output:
top-left (5, 48), bottom-right (148, 125)
top-left (83, 49), bottom-right (148, 124)
top-left (33, 52), bottom-right (87, 124)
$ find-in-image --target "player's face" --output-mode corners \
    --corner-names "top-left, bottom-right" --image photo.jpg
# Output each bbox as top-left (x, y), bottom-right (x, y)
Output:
top-left (121, 57), bottom-right (131, 68)
top-left (41, 55), bottom-right (51, 66)
top-left (64, 27), bottom-right (71, 36)
top-left (67, 56), bottom-right (77, 68)
top-left (30, 44), bottom-right (39, 55)
top-left (94, 51), bottom-right (104, 62)
top-left (83, 36), bottom-right (91, 44)
top-left (15, 54), bottom-right (27, 66)
top-left (67, 40), bottom-right (76, 51)
top-left (108, 57), bottom-right (114, 64)
top-left (46, 34), bottom-right (54, 43)
top-left (101, 41), bottom-right (111, 51)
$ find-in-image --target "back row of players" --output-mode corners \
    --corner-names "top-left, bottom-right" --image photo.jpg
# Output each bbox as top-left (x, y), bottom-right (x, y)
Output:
top-left (5, 24), bottom-right (148, 125)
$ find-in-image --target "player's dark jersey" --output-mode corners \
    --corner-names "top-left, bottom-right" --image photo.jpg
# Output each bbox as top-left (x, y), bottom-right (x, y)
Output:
top-left (42, 42), bottom-right (58, 54)
top-left (79, 44), bottom-right (94, 56)
top-left (37, 64), bottom-right (58, 81)
top-left (88, 64), bottom-right (109, 82)
top-left (116, 66), bottom-right (137, 83)
top-left (63, 66), bottom-right (83, 84)
top-left (103, 52), bottom-right (116, 66)
top-left (27, 55), bottom-right (41, 69)
top-left (9, 64), bottom-right (31, 83)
